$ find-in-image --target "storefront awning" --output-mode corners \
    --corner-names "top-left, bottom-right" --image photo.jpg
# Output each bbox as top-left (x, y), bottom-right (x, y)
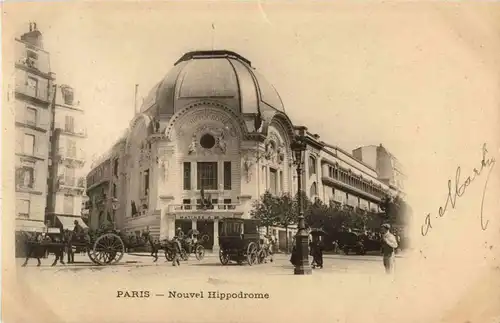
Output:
top-left (16, 219), bottom-right (46, 232)
top-left (56, 216), bottom-right (88, 230)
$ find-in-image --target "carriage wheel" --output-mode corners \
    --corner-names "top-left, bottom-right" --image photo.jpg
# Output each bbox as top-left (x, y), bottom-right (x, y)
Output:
top-left (92, 233), bottom-right (125, 265)
top-left (257, 249), bottom-right (266, 264)
top-left (246, 242), bottom-right (258, 266)
top-left (219, 249), bottom-right (229, 265)
top-left (165, 249), bottom-right (174, 262)
top-left (87, 248), bottom-right (99, 265)
top-left (195, 245), bottom-right (205, 261)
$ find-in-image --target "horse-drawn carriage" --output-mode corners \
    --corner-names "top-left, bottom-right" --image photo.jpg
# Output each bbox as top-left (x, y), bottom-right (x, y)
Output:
top-left (21, 227), bottom-right (126, 266)
top-left (163, 229), bottom-right (206, 262)
top-left (218, 218), bottom-right (269, 266)
top-left (336, 230), bottom-right (381, 255)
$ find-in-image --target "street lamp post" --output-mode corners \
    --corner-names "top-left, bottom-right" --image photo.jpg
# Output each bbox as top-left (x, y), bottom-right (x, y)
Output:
top-left (291, 135), bottom-right (312, 275)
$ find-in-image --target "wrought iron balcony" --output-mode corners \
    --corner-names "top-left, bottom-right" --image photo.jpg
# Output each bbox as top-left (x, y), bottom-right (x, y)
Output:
top-left (57, 175), bottom-right (86, 192)
top-left (57, 151), bottom-right (86, 166)
top-left (60, 127), bottom-right (87, 138)
top-left (15, 83), bottom-right (49, 103)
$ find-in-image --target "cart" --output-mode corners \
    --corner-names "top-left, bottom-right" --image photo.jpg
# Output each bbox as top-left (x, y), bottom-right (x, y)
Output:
top-left (218, 218), bottom-right (260, 266)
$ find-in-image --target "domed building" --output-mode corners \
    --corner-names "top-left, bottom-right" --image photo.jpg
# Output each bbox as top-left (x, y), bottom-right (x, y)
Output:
top-left (87, 50), bottom-right (399, 251)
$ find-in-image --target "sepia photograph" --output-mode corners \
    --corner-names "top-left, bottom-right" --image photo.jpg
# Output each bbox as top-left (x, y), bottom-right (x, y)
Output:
top-left (2, 2), bottom-right (500, 323)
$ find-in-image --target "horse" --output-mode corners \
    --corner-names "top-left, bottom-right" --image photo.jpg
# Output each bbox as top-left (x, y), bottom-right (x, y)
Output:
top-left (21, 231), bottom-right (69, 267)
top-left (148, 237), bottom-right (182, 266)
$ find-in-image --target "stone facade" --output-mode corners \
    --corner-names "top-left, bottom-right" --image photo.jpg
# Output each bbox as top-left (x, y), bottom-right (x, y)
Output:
top-left (87, 50), bottom-right (400, 250)
top-left (46, 85), bottom-right (87, 229)
top-left (13, 24), bottom-right (55, 234)
top-left (352, 144), bottom-right (406, 197)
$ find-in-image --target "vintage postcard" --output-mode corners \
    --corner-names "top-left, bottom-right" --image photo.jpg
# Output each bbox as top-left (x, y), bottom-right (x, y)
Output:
top-left (2, 1), bottom-right (499, 323)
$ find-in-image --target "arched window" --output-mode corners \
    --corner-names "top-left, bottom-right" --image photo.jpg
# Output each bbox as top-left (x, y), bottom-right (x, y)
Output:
top-left (308, 156), bottom-right (317, 175)
top-left (310, 182), bottom-right (318, 198)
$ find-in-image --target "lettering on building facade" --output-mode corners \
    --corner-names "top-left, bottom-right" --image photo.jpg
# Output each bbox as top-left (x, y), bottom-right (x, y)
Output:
top-left (177, 215), bottom-right (222, 220)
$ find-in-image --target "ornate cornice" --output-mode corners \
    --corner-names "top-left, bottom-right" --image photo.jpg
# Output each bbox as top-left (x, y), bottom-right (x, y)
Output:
top-left (164, 100), bottom-right (248, 141)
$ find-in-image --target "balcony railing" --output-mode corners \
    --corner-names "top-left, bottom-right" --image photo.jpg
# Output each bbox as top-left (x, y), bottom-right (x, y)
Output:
top-left (170, 203), bottom-right (240, 212)
top-left (60, 127), bottom-right (87, 137)
top-left (57, 175), bottom-right (86, 190)
top-left (15, 84), bottom-right (49, 102)
top-left (58, 151), bottom-right (86, 164)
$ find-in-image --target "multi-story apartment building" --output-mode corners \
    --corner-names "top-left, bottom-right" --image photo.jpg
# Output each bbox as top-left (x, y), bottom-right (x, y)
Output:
top-left (86, 136), bottom-right (127, 231)
top-left (46, 84), bottom-right (88, 229)
top-left (86, 50), bottom-right (402, 251)
top-left (352, 144), bottom-right (406, 197)
top-left (14, 23), bottom-right (55, 244)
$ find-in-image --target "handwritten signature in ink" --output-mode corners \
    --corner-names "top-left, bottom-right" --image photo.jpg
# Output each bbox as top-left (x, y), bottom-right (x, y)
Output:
top-left (421, 143), bottom-right (496, 236)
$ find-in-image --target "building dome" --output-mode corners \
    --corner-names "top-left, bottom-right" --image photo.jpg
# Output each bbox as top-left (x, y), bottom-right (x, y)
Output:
top-left (140, 50), bottom-right (285, 117)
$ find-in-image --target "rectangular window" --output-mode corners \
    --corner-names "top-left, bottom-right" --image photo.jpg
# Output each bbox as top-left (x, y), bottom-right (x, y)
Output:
top-left (17, 199), bottom-right (30, 218)
top-left (308, 156), bottom-right (316, 175)
top-left (66, 139), bottom-right (76, 158)
top-left (143, 169), bottom-right (149, 196)
top-left (113, 159), bottom-right (119, 177)
top-left (65, 115), bottom-right (75, 133)
top-left (26, 107), bottom-right (37, 126)
top-left (279, 170), bottom-right (283, 194)
top-left (197, 162), bottom-right (218, 190)
top-left (183, 162), bottom-right (191, 190)
top-left (26, 50), bottom-right (38, 68)
top-left (23, 134), bottom-right (35, 155)
top-left (63, 195), bottom-right (73, 214)
top-left (223, 161), bottom-right (231, 190)
top-left (16, 166), bottom-right (35, 188)
top-left (64, 167), bottom-right (75, 186)
top-left (26, 76), bottom-right (38, 97)
top-left (269, 168), bottom-right (278, 195)
top-left (183, 199), bottom-right (191, 210)
top-left (112, 184), bottom-right (117, 198)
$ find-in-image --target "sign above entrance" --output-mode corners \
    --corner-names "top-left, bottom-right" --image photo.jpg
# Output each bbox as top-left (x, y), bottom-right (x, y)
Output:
top-left (177, 214), bottom-right (222, 220)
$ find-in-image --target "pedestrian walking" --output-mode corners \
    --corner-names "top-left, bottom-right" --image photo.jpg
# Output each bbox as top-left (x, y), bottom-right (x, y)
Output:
top-left (380, 223), bottom-right (398, 274)
top-left (310, 237), bottom-right (324, 269)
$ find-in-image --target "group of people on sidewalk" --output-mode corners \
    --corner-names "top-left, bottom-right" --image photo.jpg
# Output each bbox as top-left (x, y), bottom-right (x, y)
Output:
top-left (289, 235), bottom-right (324, 269)
top-left (289, 223), bottom-right (399, 274)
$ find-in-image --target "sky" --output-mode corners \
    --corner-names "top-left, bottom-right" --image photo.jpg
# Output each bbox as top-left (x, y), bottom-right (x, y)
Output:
top-left (4, 2), bottom-right (500, 209)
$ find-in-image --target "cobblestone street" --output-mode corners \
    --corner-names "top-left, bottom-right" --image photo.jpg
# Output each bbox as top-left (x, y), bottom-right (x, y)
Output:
top-left (15, 253), bottom-right (408, 323)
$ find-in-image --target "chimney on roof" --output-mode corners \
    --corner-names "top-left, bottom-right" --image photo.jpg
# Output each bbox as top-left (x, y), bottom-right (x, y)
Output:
top-left (21, 21), bottom-right (43, 49)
